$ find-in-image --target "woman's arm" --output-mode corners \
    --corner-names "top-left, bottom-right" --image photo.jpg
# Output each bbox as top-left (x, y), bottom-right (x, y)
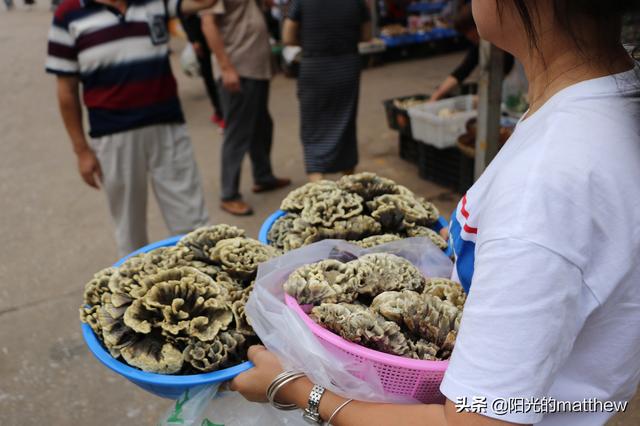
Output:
top-left (231, 346), bottom-right (523, 426)
top-left (430, 46), bottom-right (479, 101)
top-left (430, 75), bottom-right (460, 102)
top-left (282, 18), bottom-right (299, 46)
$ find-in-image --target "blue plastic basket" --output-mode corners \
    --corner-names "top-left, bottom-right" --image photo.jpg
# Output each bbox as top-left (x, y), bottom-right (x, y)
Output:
top-left (81, 236), bottom-right (253, 400)
top-left (259, 210), bottom-right (454, 258)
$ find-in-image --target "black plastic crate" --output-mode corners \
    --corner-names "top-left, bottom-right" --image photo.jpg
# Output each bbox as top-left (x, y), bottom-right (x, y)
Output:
top-left (417, 142), bottom-right (476, 192)
top-left (417, 142), bottom-right (461, 189)
top-left (383, 94), bottom-right (429, 137)
top-left (457, 153), bottom-right (475, 194)
top-left (399, 134), bottom-right (419, 164)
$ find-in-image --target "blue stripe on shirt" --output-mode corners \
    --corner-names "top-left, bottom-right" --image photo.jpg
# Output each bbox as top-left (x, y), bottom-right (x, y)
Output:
top-left (450, 214), bottom-right (476, 294)
top-left (81, 56), bottom-right (172, 90)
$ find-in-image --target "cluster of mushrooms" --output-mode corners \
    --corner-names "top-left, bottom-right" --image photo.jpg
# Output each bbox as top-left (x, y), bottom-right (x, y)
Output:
top-left (80, 225), bottom-right (278, 374)
top-left (285, 253), bottom-right (465, 361)
top-left (267, 173), bottom-right (448, 253)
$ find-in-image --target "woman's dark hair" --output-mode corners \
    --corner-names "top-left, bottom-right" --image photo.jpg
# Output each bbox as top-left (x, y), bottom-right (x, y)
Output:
top-left (501, 0), bottom-right (639, 53)
top-left (453, 4), bottom-right (476, 34)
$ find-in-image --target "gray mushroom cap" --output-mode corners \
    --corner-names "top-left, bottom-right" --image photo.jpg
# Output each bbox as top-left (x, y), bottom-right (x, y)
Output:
top-left (370, 290), bottom-right (421, 324)
top-left (355, 253), bottom-right (426, 295)
top-left (120, 334), bottom-right (184, 374)
top-left (405, 226), bottom-right (449, 251)
top-left (79, 224), bottom-right (269, 374)
top-left (284, 259), bottom-right (360, 305)
top-left (83, 267), bottom-right (116, 306)
top-left (208, 237), bottom-right (278, 281)
top-left (337, 172), bottom-right (402, 201)
top-left (280, 180), bottom-right (340, 212)
top-left (123, 267), bottom-right (233, 342)
top-left (295, 253), bottom-right (466, 361)
top-left (299, 188), bottom-right (364, 228)
top-left (178, 224), bottom-right (246, 260)
top-left (351, 234), bottom-right (402, 249)
top-left (422, 278), bottom-right (467, 309)
top-left (367, 194), bottom-right (440, 230)
top-left (270, 174), bottom-right (445, 252)
top-left (311, 303), bottom-right (412, 357)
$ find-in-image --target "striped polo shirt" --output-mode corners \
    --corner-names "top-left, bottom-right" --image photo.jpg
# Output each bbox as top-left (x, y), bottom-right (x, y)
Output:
top-left (46, 0), bottom-right (185, 137)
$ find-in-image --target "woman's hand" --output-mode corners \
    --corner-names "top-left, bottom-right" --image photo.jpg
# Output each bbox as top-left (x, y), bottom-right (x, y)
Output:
top-left (230, 345), bottom-right (285, 403)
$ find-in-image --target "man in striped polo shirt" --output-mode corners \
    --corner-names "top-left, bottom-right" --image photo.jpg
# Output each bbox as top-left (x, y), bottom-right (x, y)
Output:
top-left (46, 0), bottom-right (215, 256)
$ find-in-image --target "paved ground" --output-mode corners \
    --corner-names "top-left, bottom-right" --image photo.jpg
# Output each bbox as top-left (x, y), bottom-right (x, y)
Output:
top-left (0, 4), bottom-right (638, 426)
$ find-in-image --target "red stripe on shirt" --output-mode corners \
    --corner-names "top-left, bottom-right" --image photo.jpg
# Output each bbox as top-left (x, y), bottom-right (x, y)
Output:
top-left (463, 224), bottom-right (478, 234)
top-left (460, 195), bottom-right (478, 234)
top-left (48, 41), bottom-right (77, 60)
top-left (54, 0), bottom-right (81, 21)
top-left (76, 22), bottom-right (150, 52)
top-left (461, 195), bottom-right (470, 219)
top-left (83, 74), bottom-right (178, 109)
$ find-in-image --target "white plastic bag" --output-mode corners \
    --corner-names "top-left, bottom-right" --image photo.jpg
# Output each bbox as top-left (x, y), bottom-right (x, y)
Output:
top-left (246, 238), bottom-right (453, 404)
top-left (180, 44), bottom-right (201, 78)
top-left (158, 385), bottom-right (306, 426)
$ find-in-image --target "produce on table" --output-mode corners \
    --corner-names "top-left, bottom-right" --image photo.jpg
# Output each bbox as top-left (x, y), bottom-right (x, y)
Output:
top-left (268, 173), bottom-right (448, 252)
top-left (381, 24), bottom-right (409, 37)
top-left (80, 225), bottom-right (278, 374)
top-left (437, 107), bottom-right (457, 118)
top-left (284, 253), bottom-right (465, 360)
top-left (393, 97), bottom-right (428, 110)
top-left (458, 117), bottom-right (513, 153)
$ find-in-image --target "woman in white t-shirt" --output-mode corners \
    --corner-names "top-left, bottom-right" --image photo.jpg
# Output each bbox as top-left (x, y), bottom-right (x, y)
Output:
top-left (230, 1), bottom-right (640, 425)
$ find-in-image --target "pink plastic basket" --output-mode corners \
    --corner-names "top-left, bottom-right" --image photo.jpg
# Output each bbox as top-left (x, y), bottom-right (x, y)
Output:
top-left (284, 294), bottom-right (448, 404)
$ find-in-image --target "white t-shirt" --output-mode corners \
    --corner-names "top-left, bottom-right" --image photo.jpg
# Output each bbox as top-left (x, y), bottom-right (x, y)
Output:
top-left (441, 64), bottom-right (640, 425)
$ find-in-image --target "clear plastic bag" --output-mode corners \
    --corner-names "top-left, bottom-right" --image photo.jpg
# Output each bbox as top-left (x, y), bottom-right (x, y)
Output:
top-left (246, 238), bottom-right (453, 404)
top-left (158, 385), bottom-right (306, 426)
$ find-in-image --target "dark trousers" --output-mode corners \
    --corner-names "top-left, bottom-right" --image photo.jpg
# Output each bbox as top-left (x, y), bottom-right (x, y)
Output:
top-left (197, 46), bottom-right (223, 117)
top-left (218, 77), bottom-right (275, 201)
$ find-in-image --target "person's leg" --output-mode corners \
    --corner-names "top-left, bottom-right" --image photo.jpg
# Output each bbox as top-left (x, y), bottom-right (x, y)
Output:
top-left (147, 124), bottom-right (209, 235)
top-left (219, 78), bottom-right (257, 202)
top-left (248, 80), bottom-right (275, 185)
top-left (197, 46), bottom-right (223, 119)
top-left (90, 130), bottom-right (149, 257)
top-left (248, 80), bottom-right (291, 192)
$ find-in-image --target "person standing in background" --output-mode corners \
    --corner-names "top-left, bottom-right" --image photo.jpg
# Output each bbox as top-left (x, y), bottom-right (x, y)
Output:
top-left (201, 0), bottom-right (290, 216)
top-left (429, 4), bottom-right (514, 101)
top-left (283, 0), bottom-right (371, 182)
top-left (3, 0), bottom-right (39, 9)
top-left (179, 13), bottom-right (225, 128)
top-left (46, 0), bottom-right (214, 257)
top-left (264, 0), bottom-right (284, 41)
